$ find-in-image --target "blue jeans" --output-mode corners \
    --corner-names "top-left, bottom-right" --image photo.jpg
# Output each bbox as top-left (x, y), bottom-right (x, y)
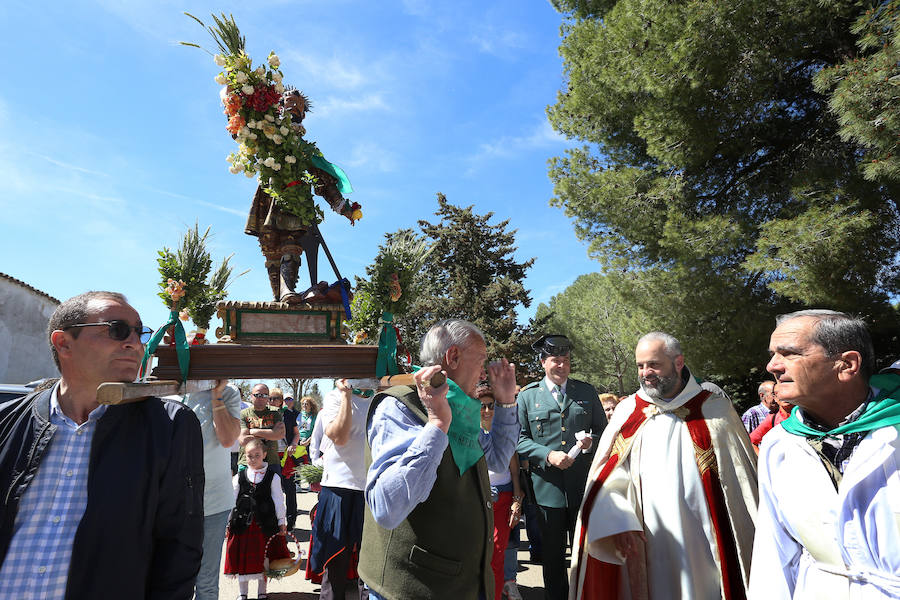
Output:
top-left (504, 523), bottom-right (520, 581)
top-left (194, 508), bottom-right (231, 600)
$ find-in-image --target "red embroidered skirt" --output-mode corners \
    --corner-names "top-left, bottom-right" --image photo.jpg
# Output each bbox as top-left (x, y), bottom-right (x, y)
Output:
top-left (223, 518), bottom-right (290, 576)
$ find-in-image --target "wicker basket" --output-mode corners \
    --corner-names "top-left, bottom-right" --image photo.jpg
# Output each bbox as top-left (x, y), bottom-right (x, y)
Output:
top-left (264, 531), bottom-right (302, 579)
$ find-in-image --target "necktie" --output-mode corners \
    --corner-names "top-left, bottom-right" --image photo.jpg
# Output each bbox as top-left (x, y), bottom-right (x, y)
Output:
top-left (554, 385), bottom-right (565, 406)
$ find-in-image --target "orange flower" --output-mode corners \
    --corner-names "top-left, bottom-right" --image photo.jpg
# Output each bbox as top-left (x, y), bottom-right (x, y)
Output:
top-left (166, 278), bottom-right (186, 303)
top-left (223, 94), bottom-right (242, 117)
top-left (226, 114), bottom-right (246, 135)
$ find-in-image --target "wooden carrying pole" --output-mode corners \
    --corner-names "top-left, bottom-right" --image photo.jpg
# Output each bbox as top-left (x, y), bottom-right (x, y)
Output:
top-left (378, 372), bottom-right (446, 389)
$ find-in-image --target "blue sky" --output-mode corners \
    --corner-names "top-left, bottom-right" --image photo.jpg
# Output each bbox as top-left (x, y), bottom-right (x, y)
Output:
top-left (0, 0), bottom-right (598, 346)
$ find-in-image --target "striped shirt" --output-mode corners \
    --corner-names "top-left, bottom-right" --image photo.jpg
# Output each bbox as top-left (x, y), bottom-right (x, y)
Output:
top-left (0, 386), bottom-right (107, 599)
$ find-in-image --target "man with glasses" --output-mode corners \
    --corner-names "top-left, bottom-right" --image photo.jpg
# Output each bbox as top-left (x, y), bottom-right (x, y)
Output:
top-left (0, 291), bottom-right (204, 599)
top-left (516, 334), bottom-right (606, 600)
top-left (238, 384), bottom-right (286, 469)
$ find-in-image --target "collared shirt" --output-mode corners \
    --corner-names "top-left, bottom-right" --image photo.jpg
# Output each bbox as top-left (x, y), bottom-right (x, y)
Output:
top-left (0, 386), bottom-right (107, 600)
top-left (741, 403), bottom-right (771, 434)
top-left (795, 390), bottom-right (874, 475)
top-left (365, 395), bottom-right (520, 530)
top-left (544, 376), bottom-right (568, 405)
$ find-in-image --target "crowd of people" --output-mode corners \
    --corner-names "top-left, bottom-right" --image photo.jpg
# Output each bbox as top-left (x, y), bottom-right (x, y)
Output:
top-left (0, 291), bottom-right (898, 600)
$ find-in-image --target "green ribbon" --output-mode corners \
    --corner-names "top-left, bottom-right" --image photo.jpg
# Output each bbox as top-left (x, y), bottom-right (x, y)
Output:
top-left (352, 388), bottom-right (376, 398)
top-left (411, 365), bottom-right (484, 475)
top-left (310, 154), bottom-right (353, 194)
top-left (376, 311), bottom-right (399, 378)
top-left (140, 310), bottom-right (190, 384)
top-left (781, 373), bottom-right (900, 439)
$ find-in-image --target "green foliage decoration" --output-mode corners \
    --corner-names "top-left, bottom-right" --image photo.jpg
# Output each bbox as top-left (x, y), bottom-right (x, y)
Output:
top-left (156, 223), bottom-right (239, 331)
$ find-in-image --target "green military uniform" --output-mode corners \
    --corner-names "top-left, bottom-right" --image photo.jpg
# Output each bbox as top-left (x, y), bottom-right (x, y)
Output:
top-left (517, 377), bottom-right (606, 600)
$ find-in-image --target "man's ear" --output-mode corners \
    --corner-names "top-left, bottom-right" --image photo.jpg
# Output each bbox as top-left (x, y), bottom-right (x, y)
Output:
top-left (836, 350), bottom-right (862, 382)
top-left (50, 329), bottom-right (72, 362)
top-left (674, 354), bottom-right (685, 372)
top-left (445, 345), bottom-right (461, 370)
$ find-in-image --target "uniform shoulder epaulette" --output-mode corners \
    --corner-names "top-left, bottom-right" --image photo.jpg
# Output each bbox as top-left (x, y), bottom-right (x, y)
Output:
top-left (519, 381), bottom-right (541, 392)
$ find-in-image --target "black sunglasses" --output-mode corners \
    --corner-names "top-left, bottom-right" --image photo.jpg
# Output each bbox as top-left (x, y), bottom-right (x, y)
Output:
top-left (64, 320), bottom-right (153, 344)
top-left (481, 401), bottom-right (495, 411)
top-left (252, 392), bottom-right (270, 398)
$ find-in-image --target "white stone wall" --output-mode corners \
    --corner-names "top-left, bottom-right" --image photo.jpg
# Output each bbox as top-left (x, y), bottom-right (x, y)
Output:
top-left (0, 278), bottom-right (59, 383)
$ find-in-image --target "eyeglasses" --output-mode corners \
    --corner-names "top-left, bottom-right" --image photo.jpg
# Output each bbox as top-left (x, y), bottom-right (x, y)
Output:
top-left (252, 392), bottom-right (269, 398)
top-left (64, 320), bottom-right (153, 344)
top-left (481, 402), bottom-right (495, 411)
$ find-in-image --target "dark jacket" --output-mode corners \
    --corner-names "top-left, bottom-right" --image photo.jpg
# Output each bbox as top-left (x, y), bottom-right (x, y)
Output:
top-left (0, 389), bottom-right (205, 599)
top-left (360, 386), bottom-right (494, 600)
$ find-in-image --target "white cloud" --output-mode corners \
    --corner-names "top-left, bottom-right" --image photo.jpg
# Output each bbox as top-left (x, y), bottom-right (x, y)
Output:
top-left (25, 151), bottom-right (111, 178)
top-left (466, 119), bottom-right (567, 172)
top-left (314, 94), bottom-right (391, 118)
top-left (469, 26), bottom-right (529, 57)
top-left (194, 199), bottom-right (247, 218)
top-left (342, 141), bottom-right (397, 172)
top-left (284, 51), bottom-right (370, 90)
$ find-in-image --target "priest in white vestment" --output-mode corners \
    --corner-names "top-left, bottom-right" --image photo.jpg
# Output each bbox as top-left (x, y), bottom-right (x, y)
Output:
top-left (570, 332), bottom-right (758, 600)
top-left (749, 311), bottom-right (900, 600)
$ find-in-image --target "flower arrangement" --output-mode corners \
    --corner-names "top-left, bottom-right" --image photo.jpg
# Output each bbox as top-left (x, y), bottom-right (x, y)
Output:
top-left (156, 222), bottom-right (238, 331)
top-left (183, 13), bottom-right (362, 226)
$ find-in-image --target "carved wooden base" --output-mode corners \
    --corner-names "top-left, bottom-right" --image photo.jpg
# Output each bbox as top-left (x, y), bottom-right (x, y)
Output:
top-left (150, 344), bottom-right (377, 380)
top-left (215, 300), bottom-right (348, 345)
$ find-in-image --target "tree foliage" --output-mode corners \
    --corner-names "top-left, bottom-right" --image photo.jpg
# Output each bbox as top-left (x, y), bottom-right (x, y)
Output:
top-left (353, 194), bottom-right (546, 383)
top-left (548, 0), bottom-right (900, 371)
top-left (536, 273), bottom-right (642, 395)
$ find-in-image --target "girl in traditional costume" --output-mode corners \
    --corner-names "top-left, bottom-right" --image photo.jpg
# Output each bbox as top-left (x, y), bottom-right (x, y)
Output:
top-left (224, 438), bottom-right (291, 600)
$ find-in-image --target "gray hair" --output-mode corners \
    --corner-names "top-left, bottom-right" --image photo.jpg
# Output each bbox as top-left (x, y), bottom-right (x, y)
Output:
top-left (757, 381), bottom-right (774, 396)
top-left (47, 291), bottom-right (129, 370)
top-left (420, 319), bottom-right (485, 366)
top-left (637, 331), bottom-right (683, 359)
top-left (776, 309), bottom-right (875, 380)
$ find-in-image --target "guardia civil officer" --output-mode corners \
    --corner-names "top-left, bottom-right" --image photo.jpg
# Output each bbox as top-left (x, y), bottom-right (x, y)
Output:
top-left (516, 335), bottom-right (606, 600)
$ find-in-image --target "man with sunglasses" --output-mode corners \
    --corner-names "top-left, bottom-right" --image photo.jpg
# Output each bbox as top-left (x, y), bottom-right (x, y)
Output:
top-left (516, 334), bottom-right (607, 600)
top-left (0, 291), bottom-right (204, 599)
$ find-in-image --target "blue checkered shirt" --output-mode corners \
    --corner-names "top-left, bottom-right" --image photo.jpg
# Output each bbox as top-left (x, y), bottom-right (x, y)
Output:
top-left (0, 386), bottom-right (107, 599)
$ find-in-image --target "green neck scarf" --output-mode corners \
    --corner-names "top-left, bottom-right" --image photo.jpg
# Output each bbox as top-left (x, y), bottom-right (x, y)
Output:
top-left (412, 366), bottom-right (484, 475)
top-left (781, 373), bottom-right (900, 439)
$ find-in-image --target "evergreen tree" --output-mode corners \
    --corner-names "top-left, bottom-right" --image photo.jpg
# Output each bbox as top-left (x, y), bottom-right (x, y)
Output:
top-left (548, 0), bottom-right (900, 369)
top-left (356, 194), bottom-right (545, 383)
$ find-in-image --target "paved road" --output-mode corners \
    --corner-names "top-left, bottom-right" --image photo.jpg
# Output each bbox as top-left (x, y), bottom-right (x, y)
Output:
top-left (217, 487), bottom-right (549, 599)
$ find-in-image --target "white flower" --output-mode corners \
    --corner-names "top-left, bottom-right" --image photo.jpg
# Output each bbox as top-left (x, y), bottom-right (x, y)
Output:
top-left (271, 162), bottom-right (281, 171)
top-left (219, 87), bottom-right (229, 102)
top-left (280, 126), bottom-right (289, 135)
top-left (273, 134), bottom-right (283, 144)
top-left (285, 155), bottom-right (297, 164)
top-left (235, 71), bottom-right (248, 84)
top-left (256, 66), bottom-right (266, 76)
top-left (238, 126), bottom-right (251, 138)
top-left (229, 163), bottom-right (245, 174)
top-left (245, 169), bottom-right (255, 178)
top-left (241, 84), bottom-right (255, 95)
top-left (264, 157), bottom-right (276, 168)
top-left (214, 73), bottom-right (228, 85)
top-left (226, 154), bottom-right (234, 163)
top-left (214, 54), bottom-right (226, 66)
top-left (265, 114), bottom-right (275, 122)
top-left (274, 82), bottom-right (285, 94)
top-left (249, 132), bottom-right (258, 140)
top-left (272, 71), bottom-right (283, 83)
top-left (268, 53), bottom-right (280, 68)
